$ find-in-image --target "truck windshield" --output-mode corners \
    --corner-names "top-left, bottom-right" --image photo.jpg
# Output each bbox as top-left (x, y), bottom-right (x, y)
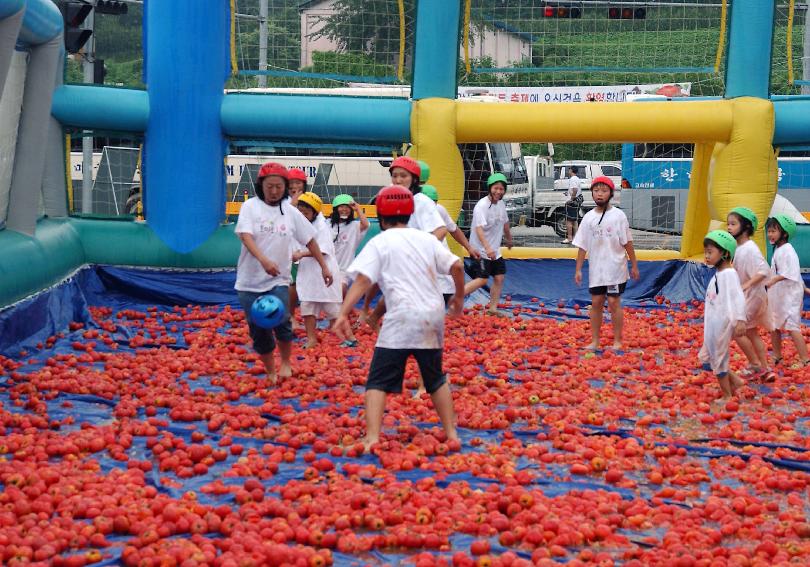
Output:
top-left (491, 143), bottom-right (528, 184)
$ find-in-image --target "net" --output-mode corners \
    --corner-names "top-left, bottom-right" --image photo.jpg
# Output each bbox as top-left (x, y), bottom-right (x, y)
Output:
top-left (0, 51), bottom-right (27, 227)
top-left (459, 0), bottom-right (727, 97)
top-left (772, 1), bottom-right (809, 96)
top-left (232, 0), bottom-right (415, 89)
top-left (69, 135), bottom-right (143, 218)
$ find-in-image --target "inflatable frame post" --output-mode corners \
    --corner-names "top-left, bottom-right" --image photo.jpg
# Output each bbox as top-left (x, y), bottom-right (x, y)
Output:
top-left (410, 0), bottom-right (464, 227)
top-left (143, 0), bottom-right (231, 253)
top-left (680, 0), bottom-right (777, 256)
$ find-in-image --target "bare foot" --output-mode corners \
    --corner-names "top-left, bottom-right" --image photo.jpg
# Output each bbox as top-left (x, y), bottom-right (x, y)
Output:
top-left (278, 363), bottom-right (292, 379)
top-left (584, 343), bottom-right (599, 351)
top-left (265, 373), bottom-right (278, 386)
top-left (611, 342), bottom-right (624, 351)
top-left (360, 436), bottom-right (379, 454)
top-left (730, 374), bottom-right (745, 395)
top-left (303, 340), bottom-right (318, 350)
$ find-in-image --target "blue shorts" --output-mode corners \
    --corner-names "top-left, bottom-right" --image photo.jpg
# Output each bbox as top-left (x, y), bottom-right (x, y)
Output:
top-left (237, 286), bottom-right (294, 354)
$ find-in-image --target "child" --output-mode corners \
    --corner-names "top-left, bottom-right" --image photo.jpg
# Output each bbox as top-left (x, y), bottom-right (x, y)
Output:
top-left (334, 185), bottom-right (465, 453)
top-left (360, 157), bottom-right (446, 329)
top-left (421, 184), bottom-right (481, 304)
top-left (564, 166), bottom-right (582, 244)
top-left (727, 207), bottom-right (774, 381)
top-left (573, 176), bottom-right (639, 350)
top-left (287, 168), bottom-right (307, 330)
top-left (765, 215), bottom-right (809, 368)
top-left (464, 173), bottom-right (514, 316)
top-left (330, 194), bottom-right (370, 297)
top-left (235, 163), bottom-right (333, 382)
top-left (699, 230), bottom-right (747, 399)
top-left (294, 192), bottom-right (354, 348)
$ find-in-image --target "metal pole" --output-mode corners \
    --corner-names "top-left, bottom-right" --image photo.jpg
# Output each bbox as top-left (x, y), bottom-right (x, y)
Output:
top-left (81, 9), bottom-right (95, 213)
top-left (803, 3), bottom-right (810, 95)
top-left (258, 0), bottom-right (268, 88)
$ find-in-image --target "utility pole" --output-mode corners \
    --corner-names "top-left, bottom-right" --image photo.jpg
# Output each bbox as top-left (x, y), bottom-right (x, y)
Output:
top-left (258, 0), bottom-right (268, 88)
top-left (81, 7), bottom-right (95, 213)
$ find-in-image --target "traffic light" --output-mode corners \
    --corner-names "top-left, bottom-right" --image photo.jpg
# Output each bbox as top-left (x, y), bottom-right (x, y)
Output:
top-left (59, 0), bottom-right (93, 54)
top-left (95, 1), bottom-right (128, 15)
top-left (607, 6), bottom-right (646, 19)
top-left (543, 4), bottom-right (582, 18)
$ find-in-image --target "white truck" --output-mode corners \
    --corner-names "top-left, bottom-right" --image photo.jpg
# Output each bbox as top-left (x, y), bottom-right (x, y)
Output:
top-left (524, 157), bottom-right (623, 237)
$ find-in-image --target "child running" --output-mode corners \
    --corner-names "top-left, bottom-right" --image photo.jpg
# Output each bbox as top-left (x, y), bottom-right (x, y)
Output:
top-left (765, 215), bottom-right (809, 368)
top-left (294, 192), bottom-right (353, 348)
top-left (235, 163), bottom-right (333, 383)
top-left (573, 176), bottom-right (639, 350)
top-left (287, 168), bottom-right (308, 331)
top-left (334, 185), bottom-right (464, 453)
top-left (359, 156), bottom-right (445, 330)
top-left (330, 194), bottom-right (369, 297)
top-left (464, 173), bottom-right (514, 316)
top-left (421, 184), bottom-right (480, 304)
top-left (699, 230), bottom-right (746, 399)
top-left (727, 207), bottom-right (775, 381)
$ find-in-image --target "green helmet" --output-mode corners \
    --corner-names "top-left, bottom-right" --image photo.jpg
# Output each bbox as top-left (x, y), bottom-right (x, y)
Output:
top-left (729, 206), bottom-right (758, 233)
top-left (767, 214), bottom-right (797, 240)
top-left (331, 194), bottom-right (353, 208)
top-left (704, 229), bottom-right (737, 259)
top-left (417, 160), bottom-right (430, 183)
top-left (487, 172), bottom-right (508, 188)
top-left (420, 184), bottom-right (439, 202)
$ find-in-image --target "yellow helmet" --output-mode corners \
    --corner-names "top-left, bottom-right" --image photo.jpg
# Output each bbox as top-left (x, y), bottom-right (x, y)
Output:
top-left (297, 192), bottom-right (322, 214)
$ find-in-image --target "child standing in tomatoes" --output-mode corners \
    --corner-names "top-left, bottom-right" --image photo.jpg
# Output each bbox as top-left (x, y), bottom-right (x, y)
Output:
top-left (726, 207), bottom-right (774, 381)
top-left (699, 230), bottom-right (747, 399)
top-left (330, 194), bottom-right (369, 298)
top-left (334, 186), bottom-right (464, 453)
top-left (294, 192), bottom-right (353, 348)
top-left (765, 215), bottom-right (809, 368)
top-left (573, 176), bottom-right (639, 350)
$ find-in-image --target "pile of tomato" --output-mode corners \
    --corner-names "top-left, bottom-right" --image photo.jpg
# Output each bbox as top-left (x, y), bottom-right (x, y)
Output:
top-left (0, 296), bottom-right (809, 566)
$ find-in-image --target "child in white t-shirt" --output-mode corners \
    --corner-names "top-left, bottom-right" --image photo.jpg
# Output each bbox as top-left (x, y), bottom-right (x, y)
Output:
top-left (564, 166), bottom-right (583, 244)
top-left (699, 230), bottom-right (747, 399)
top-left (330, 194), bottom-right (369, 297)
top-left (334, 185), bottom-right (464, 454)
top-left (294, 192), bottom-right (353, 348)
top-left (727, 207), bottom-right (774, 381)
top-left (573, 176), bottom-right (639, 351)
top-left (463, 173), bottom-right (514, 316)
top-left (765, 215), bottom-right (809, 368)
top-left (235, 163), bottom-right (333, 382)
top-left (360, 157), bottom-right (446, 331)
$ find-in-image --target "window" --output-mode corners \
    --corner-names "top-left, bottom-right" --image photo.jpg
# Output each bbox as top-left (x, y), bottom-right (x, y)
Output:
top-left (601, 165), bottom-right (622, 176)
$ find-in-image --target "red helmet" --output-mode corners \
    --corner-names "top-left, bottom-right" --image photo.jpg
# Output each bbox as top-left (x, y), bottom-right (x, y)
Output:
top-left (287, 168), bottom-right (307, 182)
top-left (389, 156), bottom-right (421, 179)
top-left (258, 162), bottom-right (289, 180)
top-left (590, 176), bottom-right (615, 191)
top-left (375, 185), bottom-right (414, 216)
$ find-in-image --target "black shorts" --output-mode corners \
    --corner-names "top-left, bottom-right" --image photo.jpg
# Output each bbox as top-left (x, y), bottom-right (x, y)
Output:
top-left (466, 257), bottom-right (507, 280)
top-left (237, 287), bottom-right (294, 354)
top-left (565, 202), bottom-right (580, 221)
top-left (366, 348), bottom-right (447, 394)
top-left (589, 282), bottom-right (627, 297)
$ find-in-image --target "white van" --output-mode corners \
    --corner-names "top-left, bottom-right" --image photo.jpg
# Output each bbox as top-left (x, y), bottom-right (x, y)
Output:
top-left (553, 161), bottom-right (623, 205)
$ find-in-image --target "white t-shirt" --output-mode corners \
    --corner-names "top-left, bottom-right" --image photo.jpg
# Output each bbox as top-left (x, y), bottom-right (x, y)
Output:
top-left (768, 242), bottom-right (804, 331)
top-left (296, 215), bottom-right (342, 303)
top-left (572, 206), bottom-right (632, 288)
top-left (469, 196), bottom-right (509, 259)
top-left (733, 239), bottom-right (772, 329)
top-left (331, 220), bottom-right (368, 272)
top-left (437, 203), bottom-right (460, 295)
top-left (700, 268), bottom-right (746, 374)
top-left (347, 228), bottom-right (459, 349)
top-left (408, 192), bottom-right (445, 234)
top-left (569, 175), bottom-right (582, 200)
top-left (234, 197), bottom-right (316, 292)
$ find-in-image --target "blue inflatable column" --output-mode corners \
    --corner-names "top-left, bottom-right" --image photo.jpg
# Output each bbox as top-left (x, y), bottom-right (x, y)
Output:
top-left (724, 0), bottom-right (775, 99)
top-left (411, 0), bottom-right (460, 100)
top-left (144, 0), bottom-right (230, 253)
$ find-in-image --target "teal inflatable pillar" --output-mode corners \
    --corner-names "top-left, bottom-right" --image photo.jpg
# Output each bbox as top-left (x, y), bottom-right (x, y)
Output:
top-left (411, 0), bottom-right (461, 100)
top-left (143, 0), bottom-right (230, 253)
top-left (724, 0), bottom-right (775, 99)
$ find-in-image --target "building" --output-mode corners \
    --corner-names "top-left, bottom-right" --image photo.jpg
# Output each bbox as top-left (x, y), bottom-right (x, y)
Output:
top-left (298, 0), bottom-right (532, 70)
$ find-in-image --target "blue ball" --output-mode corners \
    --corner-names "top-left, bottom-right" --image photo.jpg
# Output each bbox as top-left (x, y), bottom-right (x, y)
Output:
top-left (250, 294), bottom-right (286, 329)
